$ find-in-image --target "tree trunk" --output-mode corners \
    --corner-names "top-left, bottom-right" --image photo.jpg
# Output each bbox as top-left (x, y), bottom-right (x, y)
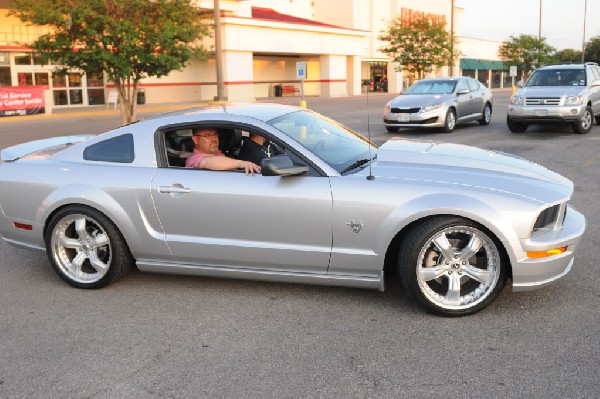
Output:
top-left (114, 77), bottom-right (139, 125)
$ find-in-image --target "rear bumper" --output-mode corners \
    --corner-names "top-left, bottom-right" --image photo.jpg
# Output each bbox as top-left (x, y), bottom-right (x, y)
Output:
top-left (510, 206), bottom-right (586, 291)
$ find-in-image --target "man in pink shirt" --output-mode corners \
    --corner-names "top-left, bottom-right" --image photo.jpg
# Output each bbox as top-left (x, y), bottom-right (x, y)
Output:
top-left (185, 128), bottom-right (261, 175)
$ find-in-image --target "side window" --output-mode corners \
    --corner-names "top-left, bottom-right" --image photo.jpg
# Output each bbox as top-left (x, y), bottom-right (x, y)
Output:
top-left (467, 78), bottom-right (480, 91)
top-left (591, 67), bottom-right (600, 81)
top-left (83, 133), bottom-right (134, 163)
top-left (456, 79), bottom-right (469, 92)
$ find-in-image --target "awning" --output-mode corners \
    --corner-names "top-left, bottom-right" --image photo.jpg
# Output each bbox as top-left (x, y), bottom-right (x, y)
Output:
top-left (460, 58), bottom-right (507, 71)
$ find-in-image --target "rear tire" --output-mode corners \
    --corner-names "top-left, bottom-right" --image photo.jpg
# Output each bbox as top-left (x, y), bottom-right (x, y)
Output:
top-left (478, 103), bottom-right (492, 125)
top-left (572, 106), bottom-right (593, 134)
top-left (507, 116), bottom-right (528, 133)
top-left (45, 206), bottom-right (133, 289)
top-left (386, 126), bottom-right (399, 133)
top-left (398, 216), bottom-right (507, 316)
top-left (442, 109), bottom-right (456, 133)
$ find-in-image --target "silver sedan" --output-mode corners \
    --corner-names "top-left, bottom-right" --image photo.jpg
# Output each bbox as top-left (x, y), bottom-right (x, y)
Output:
top-left (0, 104), bottom-right (585, 316)
top-left (384, 77), bottom-right (493, 133)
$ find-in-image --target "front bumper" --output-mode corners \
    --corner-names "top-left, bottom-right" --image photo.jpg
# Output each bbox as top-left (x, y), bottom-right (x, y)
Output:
top-left (508, 104), bottom-right (585, 124)
top-left (510, 206), bottom-right (586, 291)
top-left (383, 109), bottom-right (446, 128)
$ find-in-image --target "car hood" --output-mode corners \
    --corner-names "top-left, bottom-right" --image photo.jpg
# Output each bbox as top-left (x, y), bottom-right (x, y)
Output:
top-left (517, 86), bottom-right (587, 97)
top-left (389, 94), bottom-right (454, 108)
top-left (367, 139), bottom-right (573, 203)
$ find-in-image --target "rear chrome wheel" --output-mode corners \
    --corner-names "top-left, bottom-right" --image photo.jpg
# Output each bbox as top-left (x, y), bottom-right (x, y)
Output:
top-left (46, 206), bottom-right (132, 288)
top-left (399, 217), bottom-right (507, 316)
top-left (479, 103), bottom-right (492, 125)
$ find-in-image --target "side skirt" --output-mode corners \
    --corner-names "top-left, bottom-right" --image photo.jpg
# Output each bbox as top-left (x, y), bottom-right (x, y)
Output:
top-left (136, 260), bottom-right (385, 292)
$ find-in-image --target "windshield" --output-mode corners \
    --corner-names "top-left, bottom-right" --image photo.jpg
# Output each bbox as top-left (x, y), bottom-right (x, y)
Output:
top-left (405, 80), bottom-right (457, 95)
top-left (267, 109), bottom-right (376, 174)
top-left (526, 69), bottom-right (586, 87)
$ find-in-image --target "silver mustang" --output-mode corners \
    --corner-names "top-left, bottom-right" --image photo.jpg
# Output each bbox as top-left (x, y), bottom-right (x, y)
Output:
top-left (0, 104), bottom-right (585, 316)
top-left (384, 76), bottom-right (493, 133)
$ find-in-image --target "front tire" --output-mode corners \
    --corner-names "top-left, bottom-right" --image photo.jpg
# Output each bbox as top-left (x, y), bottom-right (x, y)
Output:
top-left (386, 126), bottom-right (399, 133)
top-left (478, 103), bottom-right (492, 125)
top-left (45, 206), bottom-right (133, 289)
top-left (398, 216), bottom-right (507, 316)
top-left (572, 106), bottom-right (593, 134)
top-left (442, 108), bottom-right (456, 133)
top-left (507, 116), bottom-right (528, 133)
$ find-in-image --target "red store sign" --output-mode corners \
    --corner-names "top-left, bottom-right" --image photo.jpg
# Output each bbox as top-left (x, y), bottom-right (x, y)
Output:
top-left (0, 86), bottom-right (45, 117)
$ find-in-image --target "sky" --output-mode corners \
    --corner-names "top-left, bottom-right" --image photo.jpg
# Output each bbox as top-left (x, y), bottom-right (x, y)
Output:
top-left (456, 0), bottom-right (600, 51)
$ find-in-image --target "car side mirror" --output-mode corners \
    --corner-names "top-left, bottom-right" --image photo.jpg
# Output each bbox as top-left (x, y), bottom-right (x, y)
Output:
top-left (261, 155), bottom-right (308, 176)
top-left (591, 79), bottom-right (600, 87)
top-left (457, 89), bottom-right (469, 95)
top-left (516, 81), bottom-right (524, 88)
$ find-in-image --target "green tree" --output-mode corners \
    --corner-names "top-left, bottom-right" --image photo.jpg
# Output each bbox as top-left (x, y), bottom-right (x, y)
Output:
top-left (378, 13), bottom-right (457, 80)
top-left (584, 36), bottom-right (600, 64)
top-left (498, 34), bottom-right (556, 79)
top-left (553, 48), bottom-right (582, 64)
top-left (10, 0), bottom-right (210, 124)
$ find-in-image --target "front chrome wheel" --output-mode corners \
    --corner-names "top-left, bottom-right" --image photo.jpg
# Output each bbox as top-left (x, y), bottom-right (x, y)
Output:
top-left (45, 206), bottom-right (132, 288)
top-left (416, 226), bottom-right (500, 311)
top-left (399, 217), bottom-right (507, 316)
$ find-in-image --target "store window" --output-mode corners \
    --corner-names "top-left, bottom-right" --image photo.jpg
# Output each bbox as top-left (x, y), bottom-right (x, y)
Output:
top-left (492, 70), bottom-right (502, 88)
top-left (0, 67), bottom-right (10, 86)
top-left (14, 53), bottom-right (32, 65)
top-left (87, 72), bottom-right (105, 105)
top-left (462, 69), bottom-right (476, 78)
top-left (18, 73), bottom-right (33, 86)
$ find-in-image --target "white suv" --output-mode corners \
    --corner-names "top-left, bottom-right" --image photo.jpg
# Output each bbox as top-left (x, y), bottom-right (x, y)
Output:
top-left (507, 62), bottom-right (600, 134)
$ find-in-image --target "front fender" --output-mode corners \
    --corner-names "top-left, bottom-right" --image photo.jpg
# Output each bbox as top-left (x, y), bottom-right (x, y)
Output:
top-left (374, 192), bottom-right (539, 266)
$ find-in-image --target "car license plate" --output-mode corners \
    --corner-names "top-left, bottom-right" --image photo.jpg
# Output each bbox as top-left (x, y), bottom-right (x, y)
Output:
top-left (397, 114), bottom-right (410, 122)
top-left (533, 109), bottom-right (548, 117)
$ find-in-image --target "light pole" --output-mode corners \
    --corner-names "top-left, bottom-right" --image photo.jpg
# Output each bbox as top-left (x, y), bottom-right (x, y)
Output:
top-left (449, 0), bottom-right (454, 76)
top-left (581, 0), bottom-right (588, 63)
top-left (213, 0), bottom-right (227, 102)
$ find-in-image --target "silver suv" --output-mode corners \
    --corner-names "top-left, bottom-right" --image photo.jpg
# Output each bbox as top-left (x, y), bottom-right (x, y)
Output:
top-left (507, 62), bottom-right (600, 134)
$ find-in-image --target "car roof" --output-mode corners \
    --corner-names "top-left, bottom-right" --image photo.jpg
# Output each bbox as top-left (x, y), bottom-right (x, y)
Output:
top-left (538, 64), bottom-right (586, 70)
top-left (145, 103), bottom-right (302, 123)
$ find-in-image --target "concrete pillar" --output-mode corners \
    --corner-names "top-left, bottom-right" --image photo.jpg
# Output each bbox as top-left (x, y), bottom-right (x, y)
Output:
top-left (346, 56), bottom-right (361, 96)
top-left (388, 61), bottom-right (402, 93)
top-left (223, 51), bottom-right (254, 102)
top-left (319, 54), bottom-right (346, 97)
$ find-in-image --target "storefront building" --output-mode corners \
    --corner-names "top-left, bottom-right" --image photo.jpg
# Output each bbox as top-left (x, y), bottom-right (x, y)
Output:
top-left (0, 0), bottom-right (510, 110)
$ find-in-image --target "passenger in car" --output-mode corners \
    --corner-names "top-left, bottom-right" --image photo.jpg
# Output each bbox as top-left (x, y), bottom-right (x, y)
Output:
top-left (185, 128), bottom-right (261, 175)
top-left (237, 132), bottom-right (273, 166)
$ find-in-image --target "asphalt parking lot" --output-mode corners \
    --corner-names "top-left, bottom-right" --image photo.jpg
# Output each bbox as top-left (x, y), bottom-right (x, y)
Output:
top-left (0, 92), bottom-right (599, 398)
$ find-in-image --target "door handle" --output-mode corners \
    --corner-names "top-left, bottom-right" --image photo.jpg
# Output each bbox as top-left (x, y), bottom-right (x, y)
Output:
top-left (159, 185), bottom-right (191, 194)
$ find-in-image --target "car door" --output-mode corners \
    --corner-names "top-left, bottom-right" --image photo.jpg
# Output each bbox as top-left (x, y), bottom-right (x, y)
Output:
top-left (151, 161), bottom-right (333, 274)
top-left (467, 78), bottom-right (485, 117)
top-left (590, 67), bottom-right (600, 116)
top-left (455, 78), bottom-right (474, 119)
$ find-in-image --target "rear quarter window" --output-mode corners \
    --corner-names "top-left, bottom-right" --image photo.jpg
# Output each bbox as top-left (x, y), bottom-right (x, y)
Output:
top-left (83, 133), bottom-right (134, 163)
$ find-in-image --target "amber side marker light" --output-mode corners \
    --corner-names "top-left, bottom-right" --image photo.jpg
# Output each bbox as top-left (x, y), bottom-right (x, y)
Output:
top-left (527, 247), bottom-right (567, 258)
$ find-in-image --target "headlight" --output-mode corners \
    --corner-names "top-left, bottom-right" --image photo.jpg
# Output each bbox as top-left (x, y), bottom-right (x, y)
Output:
top-left (384, 104), bottom-right (391, 113)
top-left (421, 103), bottom-right (442, 112)
top-left (564, 96), bottom-right (583, 105)
top-left (509, 95), bottom-right (524, 105)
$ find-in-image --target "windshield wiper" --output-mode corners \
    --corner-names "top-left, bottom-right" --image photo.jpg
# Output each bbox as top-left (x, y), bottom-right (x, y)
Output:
top-left (340, 155), bottom-right (376, 175)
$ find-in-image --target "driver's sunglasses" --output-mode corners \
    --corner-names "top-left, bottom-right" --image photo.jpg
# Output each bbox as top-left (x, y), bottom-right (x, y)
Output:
top-left (194, 132), bottom-right (218, 138)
